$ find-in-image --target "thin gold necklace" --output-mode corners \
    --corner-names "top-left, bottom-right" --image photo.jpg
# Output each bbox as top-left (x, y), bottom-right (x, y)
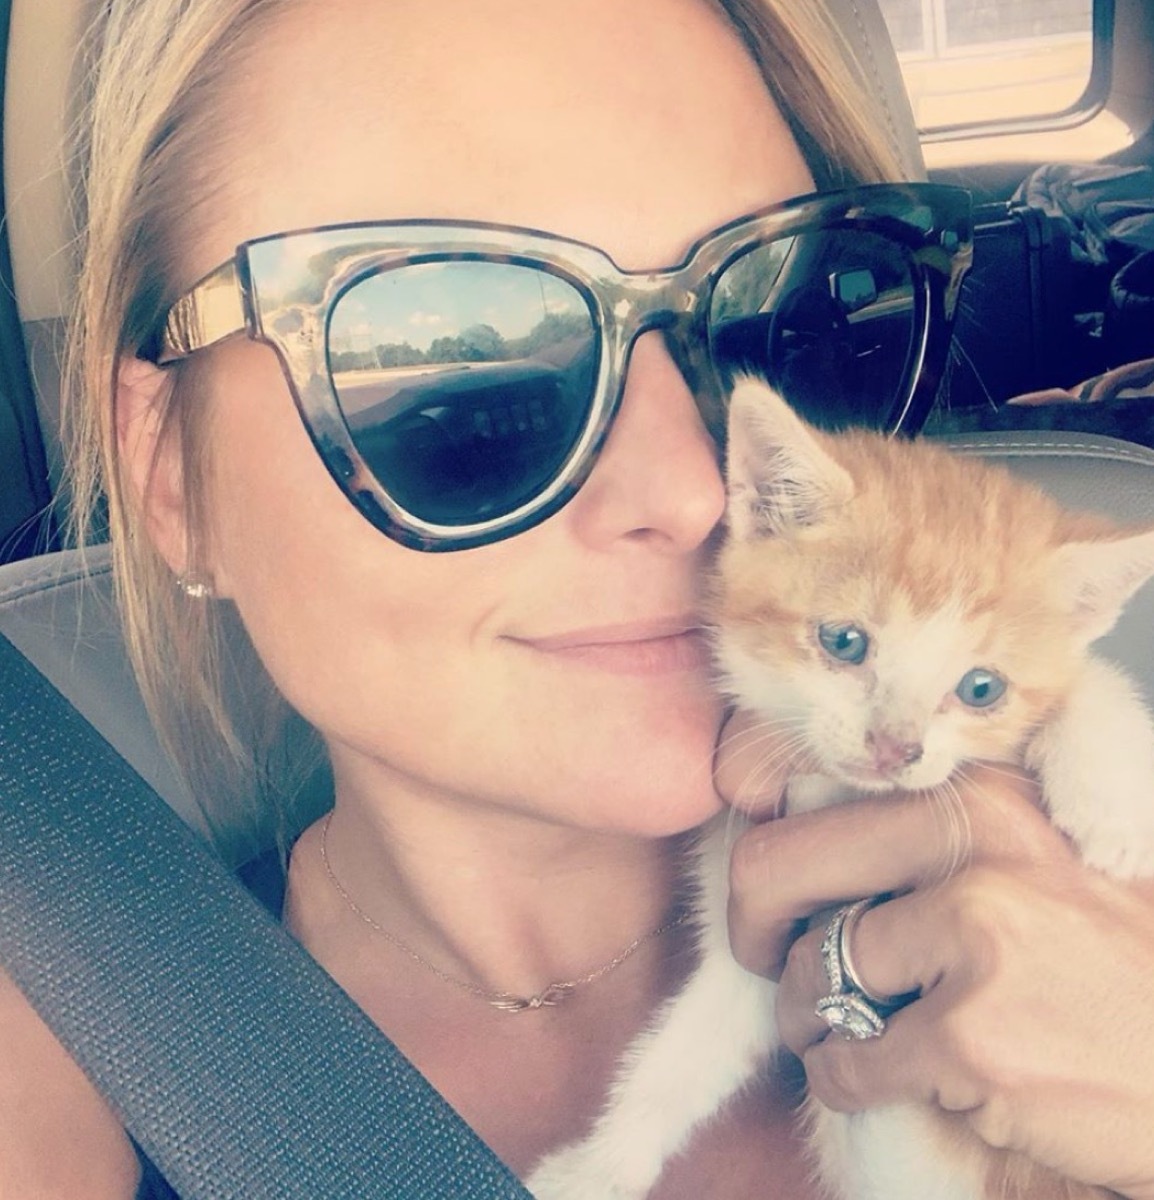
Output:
top-left (319, 811), bottom-right (687, 1013)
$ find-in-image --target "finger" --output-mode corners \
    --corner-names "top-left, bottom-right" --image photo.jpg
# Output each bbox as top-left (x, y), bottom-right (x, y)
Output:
top-left (727, 790), bottom-right (951, 979)
top-left (727, 766), bottom-right (1066, 977)
top-left (712, 707), bottom-right (796, 818)
top-left (775, 888), bottom-right (952, 1056)
top-left (775, 920), bottom-right (840, 1055)
top-left (776, 856), bottom-right (1082, 1057)
top-left (801, 985), bottom-right (982, 1116)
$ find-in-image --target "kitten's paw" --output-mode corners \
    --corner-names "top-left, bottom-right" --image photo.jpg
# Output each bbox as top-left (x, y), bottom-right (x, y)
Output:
top-left (1067, 820), bottom-right (1154, 879)
top-left (1032, 657), bottom-right (1154, 881)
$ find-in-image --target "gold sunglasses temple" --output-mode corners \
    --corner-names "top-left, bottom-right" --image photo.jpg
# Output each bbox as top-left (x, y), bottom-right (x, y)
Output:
top-left (157, 259), bottom-right (246, 364)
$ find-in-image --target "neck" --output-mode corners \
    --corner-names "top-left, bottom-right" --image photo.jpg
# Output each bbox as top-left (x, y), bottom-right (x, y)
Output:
top-left (291, 754), bottom-right (686, 1004)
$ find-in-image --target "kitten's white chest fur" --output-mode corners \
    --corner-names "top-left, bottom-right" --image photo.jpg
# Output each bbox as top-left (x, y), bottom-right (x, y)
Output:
top-left (527, 381), bottom-right (1154, 1200)
top-left (527, 816), bottom-right (774, 1200)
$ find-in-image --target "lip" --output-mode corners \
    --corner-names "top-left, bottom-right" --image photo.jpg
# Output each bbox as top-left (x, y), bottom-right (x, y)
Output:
top-left (510, 618), bottom-right (711, 676)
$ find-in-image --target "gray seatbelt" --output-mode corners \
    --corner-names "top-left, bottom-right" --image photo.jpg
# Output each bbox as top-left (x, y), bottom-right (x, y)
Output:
top-left (0, 631), bottom-right (531, 1199)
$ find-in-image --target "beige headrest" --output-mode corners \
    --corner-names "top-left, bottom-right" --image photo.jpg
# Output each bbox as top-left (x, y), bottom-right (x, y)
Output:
top-left (4, 1), bottom-right (88, 324)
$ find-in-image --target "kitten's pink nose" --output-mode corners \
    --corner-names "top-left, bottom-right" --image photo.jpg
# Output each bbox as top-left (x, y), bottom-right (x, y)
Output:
top-left (865, 729), bottom-right (924, 773)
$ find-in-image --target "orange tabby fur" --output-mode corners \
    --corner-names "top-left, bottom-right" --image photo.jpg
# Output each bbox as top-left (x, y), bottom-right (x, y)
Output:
top-left (716, 427), bottom-right (1127, 789)
top-left (716, 407), bottom-right (1129, 1200)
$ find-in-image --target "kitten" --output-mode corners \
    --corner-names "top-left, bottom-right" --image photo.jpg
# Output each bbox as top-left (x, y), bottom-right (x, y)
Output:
top-left (527, 378), bottom-right (1154, 1200)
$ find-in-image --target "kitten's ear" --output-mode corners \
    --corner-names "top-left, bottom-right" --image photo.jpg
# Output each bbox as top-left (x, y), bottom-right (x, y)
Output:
top-left (725, 376), bottom-right (854, 540)
top-left (1054, 528), bottom-right (1154, 644)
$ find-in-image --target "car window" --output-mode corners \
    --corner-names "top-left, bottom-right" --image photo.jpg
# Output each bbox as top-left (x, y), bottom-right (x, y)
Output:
top-left (878, 0), bottom-right (1097, 131)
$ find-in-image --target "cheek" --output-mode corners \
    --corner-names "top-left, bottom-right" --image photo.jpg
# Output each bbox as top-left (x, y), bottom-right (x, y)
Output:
top-left (953, 699), bottom-right (1036, 761)
top-left (922, 695), bottom-right (1034, 773)
top-left (713, 615), bottom-right (824, 709)
top-left (716, 634), bottom-right (869, 761)
top-left (198, 344), bottom-right (492, 740)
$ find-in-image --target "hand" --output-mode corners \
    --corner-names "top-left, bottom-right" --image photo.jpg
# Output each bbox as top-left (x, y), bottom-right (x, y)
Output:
top-left (714, 709), bottom-right (1154, 1200)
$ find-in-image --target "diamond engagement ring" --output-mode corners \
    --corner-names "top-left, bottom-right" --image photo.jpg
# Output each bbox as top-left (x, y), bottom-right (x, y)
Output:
top-left (814, 899), bottom-right (887, 1040)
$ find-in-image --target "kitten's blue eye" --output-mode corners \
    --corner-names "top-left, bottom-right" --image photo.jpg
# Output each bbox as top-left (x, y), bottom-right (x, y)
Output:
top-left (818, 623), bottom-right (869, 665)
top-left (956, 668), bottom-right (1006, 708)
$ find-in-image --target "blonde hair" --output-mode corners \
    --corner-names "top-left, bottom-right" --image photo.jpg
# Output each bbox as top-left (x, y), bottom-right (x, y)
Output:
top-left (67, 0), bottom-right (320, 855)
top-left (64, 0), bottom-right (908, 847)
top-left (717, 1), bottom-right (909, 186)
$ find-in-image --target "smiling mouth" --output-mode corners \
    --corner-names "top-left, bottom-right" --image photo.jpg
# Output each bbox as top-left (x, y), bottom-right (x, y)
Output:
top-left (510, 620), bottom-right (711, 676)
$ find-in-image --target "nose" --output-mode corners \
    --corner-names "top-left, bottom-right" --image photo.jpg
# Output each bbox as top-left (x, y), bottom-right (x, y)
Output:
top-left (566, 332), bottom-right (726, 552)
top-left (865, 728), bottom-right (924, 774)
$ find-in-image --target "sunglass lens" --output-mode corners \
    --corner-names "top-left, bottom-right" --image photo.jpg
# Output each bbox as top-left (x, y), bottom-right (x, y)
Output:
top-left (328, 261), bottom-right (597, 526)
top-left (709, 230), bottom-right (919, 431)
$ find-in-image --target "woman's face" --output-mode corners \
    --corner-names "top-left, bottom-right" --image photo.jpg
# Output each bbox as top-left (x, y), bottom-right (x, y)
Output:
top-left (188, 0), bottom-right (813, 836)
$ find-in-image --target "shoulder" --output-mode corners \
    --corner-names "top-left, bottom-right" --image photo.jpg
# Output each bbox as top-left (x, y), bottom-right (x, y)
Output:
top-left (0, 966), bottom-right (141, 1199)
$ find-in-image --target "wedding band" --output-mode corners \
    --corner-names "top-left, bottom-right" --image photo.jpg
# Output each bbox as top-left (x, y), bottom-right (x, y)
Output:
top-left (815, 900), bottom-right (886, 1041)
top-left (838, 897), bottom-right (893, 1009)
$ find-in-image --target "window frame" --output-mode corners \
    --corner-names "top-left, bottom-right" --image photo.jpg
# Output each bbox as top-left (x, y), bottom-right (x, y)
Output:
top-left (901, 0), bottom-right (1116, 145)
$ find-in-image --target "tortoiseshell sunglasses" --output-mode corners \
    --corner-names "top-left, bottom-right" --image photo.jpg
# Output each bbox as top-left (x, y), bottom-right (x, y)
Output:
top-left (151, 183), bottom-right (972, 551)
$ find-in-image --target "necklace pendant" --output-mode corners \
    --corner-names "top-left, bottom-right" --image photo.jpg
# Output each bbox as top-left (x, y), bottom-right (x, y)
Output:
top-left (490, 982), bottom-right (575, 1013)
top-left (528, 982), bottom-right (575, 1009)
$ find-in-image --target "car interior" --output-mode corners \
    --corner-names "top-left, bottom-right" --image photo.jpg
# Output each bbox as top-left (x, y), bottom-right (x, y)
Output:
top-left (0, 0), bottom-right (1153, 1196)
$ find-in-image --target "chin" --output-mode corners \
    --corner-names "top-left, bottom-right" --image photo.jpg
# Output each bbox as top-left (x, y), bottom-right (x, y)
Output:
top-left (552, 752), bottom-right (725, 839)
top-left (615, 765), bottom-right (725, 834)
top-left (500, 681), bottom-right (726, 836)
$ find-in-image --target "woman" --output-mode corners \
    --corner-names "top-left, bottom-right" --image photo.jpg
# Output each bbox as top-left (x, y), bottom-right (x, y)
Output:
top-left (2, 0), bottom-right (1153, 1196)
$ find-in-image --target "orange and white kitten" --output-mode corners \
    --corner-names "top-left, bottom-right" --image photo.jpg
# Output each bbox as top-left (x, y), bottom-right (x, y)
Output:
top-left (528, 379), bottom-right (1154, 1200)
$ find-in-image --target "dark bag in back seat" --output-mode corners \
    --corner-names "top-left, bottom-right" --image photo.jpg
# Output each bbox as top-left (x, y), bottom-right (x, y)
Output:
top-left (1016, 163), bottom-right (1154, 272)
top-left (943, 164), bottom-right (1154, 415)
top-left (1015, 163), bottom-right (1154, 369)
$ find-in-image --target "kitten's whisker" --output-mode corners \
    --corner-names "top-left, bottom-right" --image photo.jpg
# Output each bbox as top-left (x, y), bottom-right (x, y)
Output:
top-left (716, 719), bottom-right (810, 765)
top-left (714, 715), bottom-right (808, 756)
top-left (685, 714), bottom-right (809, 809)
top-left (726, 736), bottom-right (812, 818)
top-left (731, 749), bottom-right (805, 803)
top-left (950, 763), bottom-right (1051, 873)
top-left (965, 759), bottom-right (1035, 788)
top-left (955, 761), bottom-right (1026, 796)
top-left (944, 335), bottom-right (996, 412)
top-left (927, 778), bottom-right (973, 878)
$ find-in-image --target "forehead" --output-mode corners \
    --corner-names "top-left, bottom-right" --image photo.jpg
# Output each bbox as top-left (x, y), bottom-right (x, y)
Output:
top-left (188, 0), bottom-right (813, 279)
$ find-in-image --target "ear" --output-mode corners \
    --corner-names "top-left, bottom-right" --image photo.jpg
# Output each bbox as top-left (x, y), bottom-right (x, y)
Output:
top-left (1052, 527), bottom-right (1154, 645)
top-left (724, 375), bottom-right (854, 540)
top-left (116, 357), bottom-right (194, 577)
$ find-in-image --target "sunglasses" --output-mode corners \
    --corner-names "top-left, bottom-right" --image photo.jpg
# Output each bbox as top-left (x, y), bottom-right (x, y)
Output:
top-left (152, 183), bottom-right (972, 551)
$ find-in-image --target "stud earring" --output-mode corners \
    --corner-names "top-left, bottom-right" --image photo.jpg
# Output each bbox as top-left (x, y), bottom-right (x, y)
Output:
top-left (176, 573), bottom-right (214, 600)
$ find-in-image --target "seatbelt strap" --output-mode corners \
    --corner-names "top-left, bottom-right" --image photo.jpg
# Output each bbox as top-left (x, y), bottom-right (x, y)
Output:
top-left (0, 632), bottom-right (531, 1199)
